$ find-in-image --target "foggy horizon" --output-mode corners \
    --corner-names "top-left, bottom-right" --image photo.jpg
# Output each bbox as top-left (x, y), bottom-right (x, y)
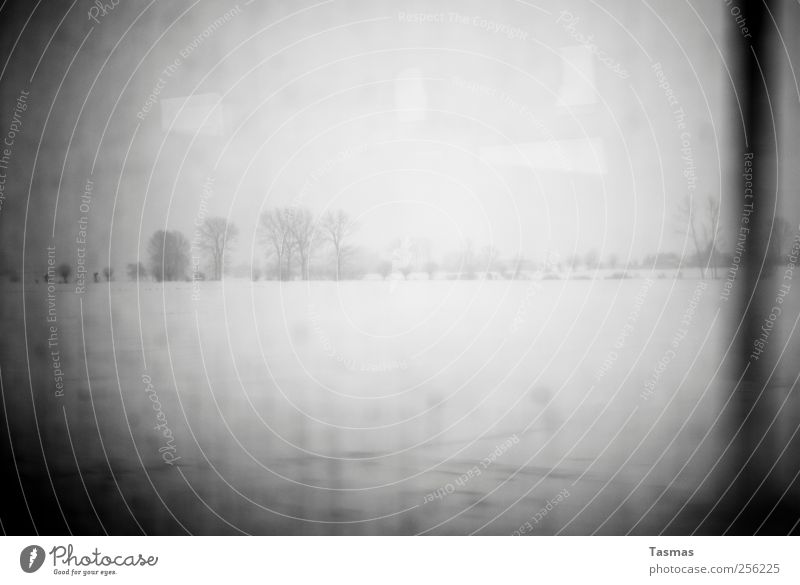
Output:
top-left (2, 0), bottom-right (800, 543)
top-left (0, 0), bottom-right (753, 278)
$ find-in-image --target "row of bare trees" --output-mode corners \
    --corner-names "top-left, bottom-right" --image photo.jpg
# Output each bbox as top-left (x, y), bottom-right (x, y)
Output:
top-left (135, 209), bottom-right (355, 282)
top-left (675, 194), bottom-right (796, 278)
top-left (44, 264), bottom-right (113, 283)
top-left (40, 218), bottom-right (239, 285)
top-left (196, 217), bottom-right (239, 281)
top-left (259, 207), bottom-right (355, 280)
top-left (124, 197), bottom-right (796, 283)
top-left (141, 216), bottom-right (239, 282)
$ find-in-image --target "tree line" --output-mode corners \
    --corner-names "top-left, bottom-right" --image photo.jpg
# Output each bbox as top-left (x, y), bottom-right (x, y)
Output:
top-left (675, 193), bottom-right (797, 279)
top-left (29, 198), bottom-right (797, 284)
top-left (143, 215), bottom-right (240, 282)
top-left (259, 207), bottom-right (355, 280)
top-left (137, 207), bottom-right (357, 282)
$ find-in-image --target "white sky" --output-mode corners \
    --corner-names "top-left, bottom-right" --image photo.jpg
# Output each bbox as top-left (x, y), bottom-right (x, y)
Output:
top-left (2, 0), bottom-right (748, 271)
top-left (128, 0), bottom-right (731, 267)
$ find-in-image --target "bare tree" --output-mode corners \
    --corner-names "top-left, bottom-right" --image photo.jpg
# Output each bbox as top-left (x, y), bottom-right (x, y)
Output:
top-left (56, 263), bottom-right (71, 283)
top-left (768, 216), bottom-right (795, 266)
top-left (126, 262), bottom-right (147, 281)
top-left (259, 208), bottom-right (295, 280)
top-left (704, 196), bottom-right (721, 278)
top-left (389, 238), bottom-right (416, 279)
top-left (147, 230), bottom-right (191, 282)
top-left (424, 260), bottom-right (439, 279)
top-left (510, 253), bottom-right (527, 279)
top-left (378, 260), bottom-right (393, 279)
top-left (479, 245), bottom-right (500, 275)
top-left (288, 207), bottom-right (317, 280)
top-left (584, 249), bottom-right (599, 271)
top-left (565, 253), bottom-right (581, 271)
top-left (459, 239), bottom-right (477, 279)
top-left (675, 194), bottom-right (720, 278)
top-left (320, 209), bottom-right (355, 280)
top-left (412, 237), bottom-right (432, 270)
top-left (198, 217), bottom-right (239, 280)
top-left (388, 236), bottom-right (432, 278)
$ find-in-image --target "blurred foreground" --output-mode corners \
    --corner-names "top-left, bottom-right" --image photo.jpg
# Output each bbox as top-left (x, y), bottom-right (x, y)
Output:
top-left (2, 278), bottom-right (798, 534)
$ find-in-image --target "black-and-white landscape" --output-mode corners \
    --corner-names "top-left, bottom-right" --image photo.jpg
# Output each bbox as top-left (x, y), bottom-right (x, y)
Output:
top-left (1, 0), bottom-right (800, 535)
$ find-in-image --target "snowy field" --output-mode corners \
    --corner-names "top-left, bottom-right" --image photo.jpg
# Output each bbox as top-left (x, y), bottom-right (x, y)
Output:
top-left (5, 276), bottom-right (796, 535)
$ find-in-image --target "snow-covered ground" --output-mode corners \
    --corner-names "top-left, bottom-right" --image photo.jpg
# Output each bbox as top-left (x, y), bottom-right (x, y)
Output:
top-left (3, 277), bottom-right (796, 534)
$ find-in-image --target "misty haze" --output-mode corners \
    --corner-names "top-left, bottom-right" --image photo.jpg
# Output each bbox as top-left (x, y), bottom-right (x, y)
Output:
top-left (1, 0), bottom-right (800, 536)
